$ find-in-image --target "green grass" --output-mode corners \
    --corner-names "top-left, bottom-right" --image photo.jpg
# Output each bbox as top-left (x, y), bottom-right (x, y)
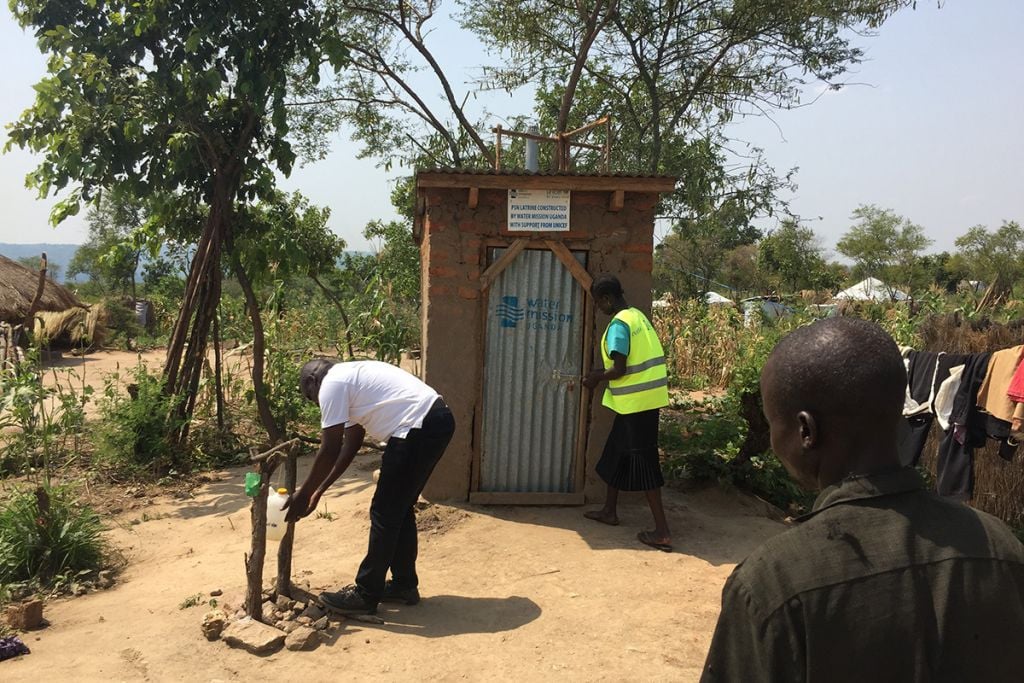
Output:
top-left (0, 485), bottom-right (107, 588)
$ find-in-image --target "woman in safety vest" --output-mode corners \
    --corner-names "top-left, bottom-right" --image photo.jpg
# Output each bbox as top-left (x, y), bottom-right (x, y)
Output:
top-left (582, 274), bottom-right (672, 552)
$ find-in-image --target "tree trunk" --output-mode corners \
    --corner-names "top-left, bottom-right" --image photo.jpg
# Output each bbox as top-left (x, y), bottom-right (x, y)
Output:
top-left (230, 247), bottom-right (284, 444)
top-left (213, 310), bottom-right (225, 431)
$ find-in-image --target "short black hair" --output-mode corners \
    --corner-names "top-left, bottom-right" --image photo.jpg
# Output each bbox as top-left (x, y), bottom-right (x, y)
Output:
top-left (591, 273), bottom-right (624, 299)
top-left (764, 317), bottom-right (906, 422)
top-left (299, 358), bottom-right (337, 400)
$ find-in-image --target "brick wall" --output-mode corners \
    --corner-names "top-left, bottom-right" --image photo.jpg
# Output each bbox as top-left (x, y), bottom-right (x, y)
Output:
top-left (417, 180), bottom-right (662, 501)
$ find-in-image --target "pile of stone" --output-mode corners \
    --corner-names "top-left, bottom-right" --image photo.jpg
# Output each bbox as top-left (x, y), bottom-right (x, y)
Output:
top-left (201, 588), bottom-right (351, 655)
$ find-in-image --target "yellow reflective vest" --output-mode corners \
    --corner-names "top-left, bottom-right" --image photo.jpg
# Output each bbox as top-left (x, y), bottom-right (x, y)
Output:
top-left (600, 307), bottom-right (670, 414)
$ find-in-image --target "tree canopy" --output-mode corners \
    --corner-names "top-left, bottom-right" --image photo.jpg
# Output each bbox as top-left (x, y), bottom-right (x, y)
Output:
top-left (836, 205), bottom-right (932, 296)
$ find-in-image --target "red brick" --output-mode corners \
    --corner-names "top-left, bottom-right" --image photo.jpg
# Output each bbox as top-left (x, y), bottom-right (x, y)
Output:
top-left (463, 251), bottom-right (480, 266)
top-left (429, 265), bottom-right (458, 279)
top-left (428, 284), bottom-right (452, 297)
top-left (627, 254), bottom-right (653, 271)
top-left (622, 242), bottom-right (653, 254)
top-left (458, 286), bottom-right (479, 300)
top-left (458, 220), bottom-right (479, 233)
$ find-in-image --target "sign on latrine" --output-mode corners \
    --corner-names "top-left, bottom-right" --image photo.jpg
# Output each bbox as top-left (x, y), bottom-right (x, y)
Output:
top-left (507, 189), bottom-right (570, 232)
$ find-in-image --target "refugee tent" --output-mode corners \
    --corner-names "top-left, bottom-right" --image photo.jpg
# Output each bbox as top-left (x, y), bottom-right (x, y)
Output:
top-left (704, 291), bottom-right (734, 305)
top-left (833, 277), bottom-right (908, 302)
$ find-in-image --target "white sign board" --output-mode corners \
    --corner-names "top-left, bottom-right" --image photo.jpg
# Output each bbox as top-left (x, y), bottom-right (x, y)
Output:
top-left (507, 189), bottom-right (571, 232)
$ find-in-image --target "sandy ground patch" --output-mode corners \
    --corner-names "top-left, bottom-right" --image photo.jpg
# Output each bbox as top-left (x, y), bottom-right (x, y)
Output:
top-left (4, 454), bottom-right (785, 682)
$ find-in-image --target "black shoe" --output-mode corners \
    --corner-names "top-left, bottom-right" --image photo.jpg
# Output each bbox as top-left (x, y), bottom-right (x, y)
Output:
top-left (319, 585), bottom-right (377, 615)
top-left (381, 580), bottom-right (420, 605)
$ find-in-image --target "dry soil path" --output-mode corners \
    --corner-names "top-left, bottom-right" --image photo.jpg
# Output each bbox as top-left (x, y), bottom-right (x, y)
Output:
top-left (5, 454), bottom-right (785, 682)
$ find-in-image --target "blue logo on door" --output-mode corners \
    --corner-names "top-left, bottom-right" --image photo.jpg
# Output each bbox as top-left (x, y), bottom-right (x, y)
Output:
top-left (496, 296), bottom-right (526, 328)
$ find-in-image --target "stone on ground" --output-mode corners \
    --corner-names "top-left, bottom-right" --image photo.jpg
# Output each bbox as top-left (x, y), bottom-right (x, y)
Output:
top-left (5, 599), bottom-right (44, 630)
top-left (284, 626), bottom-right (318, 651)
top-left (221, 617), bottom-right (285, 655)
top-left (300, 603), bottom-right (326, 621)
top-left (312, 616), bottom-right (329, 631)
top-left (201, 609), bottom-right (228, 641)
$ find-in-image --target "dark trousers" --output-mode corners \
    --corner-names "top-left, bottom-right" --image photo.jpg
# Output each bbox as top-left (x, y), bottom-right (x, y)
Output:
top-left (355, 399), bottom-right (454, 602)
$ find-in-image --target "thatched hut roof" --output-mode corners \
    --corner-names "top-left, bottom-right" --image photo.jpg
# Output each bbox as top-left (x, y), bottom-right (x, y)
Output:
top-left (0, 254), bottom-right (86, 323)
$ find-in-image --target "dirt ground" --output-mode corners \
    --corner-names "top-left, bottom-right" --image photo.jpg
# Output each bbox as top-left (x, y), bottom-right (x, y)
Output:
top-left (4, 348), bottom-right (787, 680)
top-left (5, 454), bottom-right (785, 681)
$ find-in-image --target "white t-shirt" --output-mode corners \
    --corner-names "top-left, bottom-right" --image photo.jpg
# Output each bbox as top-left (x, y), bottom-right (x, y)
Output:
top-left (318, 361), bottom-right (440, 442)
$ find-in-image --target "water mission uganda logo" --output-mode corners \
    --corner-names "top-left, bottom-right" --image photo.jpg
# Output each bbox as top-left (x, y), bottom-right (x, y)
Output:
top-left (496, 295), bottom-right (525, 328)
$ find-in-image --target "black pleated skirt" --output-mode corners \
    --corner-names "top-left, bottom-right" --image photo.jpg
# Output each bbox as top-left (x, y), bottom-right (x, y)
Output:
top-left (595, 408), bottom-right (664, 491)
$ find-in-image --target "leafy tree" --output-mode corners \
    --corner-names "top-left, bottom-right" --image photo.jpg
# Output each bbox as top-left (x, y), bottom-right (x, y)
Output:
top-left (231, 192), bottom-right (346, 442)
top-left (654, 206), bottom-right (761, 298)
top-left (918, 251), bottom-right (966, 294)
top-left (758, 219), bottom-right (830, 293)
top-left (720, 244), bottom-right (766, 297)
top-left (463, 0), bottom-right (914, 231)
top-left (7, 0), bottom-right (347, 444)
top-left (66, 188), bottom-right (145, 297)
top-left (952, 221), bottom-right (1024, 299)
top-left (836, 205), bottom-right (932, 298)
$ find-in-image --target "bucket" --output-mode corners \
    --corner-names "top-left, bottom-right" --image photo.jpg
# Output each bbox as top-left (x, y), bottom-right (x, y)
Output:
top-left (266, 488), bottom-right (289, 541)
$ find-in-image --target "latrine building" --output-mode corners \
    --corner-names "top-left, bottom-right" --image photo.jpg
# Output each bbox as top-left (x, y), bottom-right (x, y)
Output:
top-left (415, 169), bottom-right (676, 504)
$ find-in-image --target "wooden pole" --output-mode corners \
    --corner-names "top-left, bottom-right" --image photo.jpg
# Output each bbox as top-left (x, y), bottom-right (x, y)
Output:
top-left (20, 252), bottom-right (48, 346)
top-left (275, 444), bottom-right (299, 597)
top-left (243, 438), bottom-right (299, 620)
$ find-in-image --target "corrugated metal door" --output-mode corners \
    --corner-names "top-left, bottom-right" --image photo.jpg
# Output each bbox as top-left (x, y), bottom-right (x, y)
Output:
top-left (480, 248), bottom-right (586, 493)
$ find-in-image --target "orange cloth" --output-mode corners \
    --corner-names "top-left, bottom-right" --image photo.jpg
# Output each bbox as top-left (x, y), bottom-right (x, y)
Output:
top-left (976, 345), bottom-right (1024, 423)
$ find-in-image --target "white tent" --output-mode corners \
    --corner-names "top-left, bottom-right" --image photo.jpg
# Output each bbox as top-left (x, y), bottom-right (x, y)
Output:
top-left (704, 291), bottom-right (734, 305)
top-left (833, 277), bottom-right (908, 302)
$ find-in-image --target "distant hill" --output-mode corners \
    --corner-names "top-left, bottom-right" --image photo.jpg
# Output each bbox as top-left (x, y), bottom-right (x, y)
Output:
top-left (0, 243), bottom-right (80, 282)
top-left (0, 243), bottom-right (377, 285)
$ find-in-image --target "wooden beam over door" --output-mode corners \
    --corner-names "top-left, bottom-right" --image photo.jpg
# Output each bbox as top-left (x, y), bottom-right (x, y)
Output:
top-left (544, 240), bottom-right (593, 291)
top-left (477, 239), bottom-right (526, 291)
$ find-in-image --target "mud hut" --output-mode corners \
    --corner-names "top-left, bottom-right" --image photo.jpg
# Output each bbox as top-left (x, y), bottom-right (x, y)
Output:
top-left (0, 254), bottom-right (85, 324)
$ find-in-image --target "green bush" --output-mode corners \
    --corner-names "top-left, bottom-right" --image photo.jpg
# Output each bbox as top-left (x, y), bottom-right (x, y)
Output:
top-left (661, 400), bottom-right (815, 514)
top-left (0, 486), bottom-right (106, 587)
top-left (93, 364), bottom-right (185, 477)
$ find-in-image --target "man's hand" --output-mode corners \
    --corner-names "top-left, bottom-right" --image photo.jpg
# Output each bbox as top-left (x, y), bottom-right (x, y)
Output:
top-left (582, 368), bottom-right (605, 390)
top-left (282, 490), bottom-right (314, 523)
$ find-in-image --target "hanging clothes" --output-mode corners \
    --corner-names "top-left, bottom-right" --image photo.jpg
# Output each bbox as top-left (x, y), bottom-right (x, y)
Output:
top-left (898, 351), bottom-right (970, 467)
top-left (1007, 355), bottom-right (1024, 404)
top-left (936, 353), bottom-right (992, 500)
top-left (977, 345), bottom-right (1024, 425)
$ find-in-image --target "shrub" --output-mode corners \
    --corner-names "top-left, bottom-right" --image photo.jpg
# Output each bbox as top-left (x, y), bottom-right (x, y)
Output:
top-left (93, 363), bottom-right (185, 477)
top-left (0, 486), bottom-right (106, 587)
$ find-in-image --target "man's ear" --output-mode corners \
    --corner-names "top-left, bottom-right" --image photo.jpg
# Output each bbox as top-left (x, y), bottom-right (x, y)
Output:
top-left (797, 411), bottom-right (818, 449)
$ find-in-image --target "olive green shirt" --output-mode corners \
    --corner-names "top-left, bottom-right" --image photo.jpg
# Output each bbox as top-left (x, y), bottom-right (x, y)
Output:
top-left (702, 468), bottom-right (1024, 682)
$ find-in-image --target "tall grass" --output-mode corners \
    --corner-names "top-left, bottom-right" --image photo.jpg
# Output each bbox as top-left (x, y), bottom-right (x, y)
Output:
top-left (0, 485), bottom-right (106, 587)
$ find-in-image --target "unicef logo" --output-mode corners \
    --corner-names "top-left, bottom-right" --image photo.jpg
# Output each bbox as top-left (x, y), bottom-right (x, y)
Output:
top-left (496, 295), bottom-right (525, 328)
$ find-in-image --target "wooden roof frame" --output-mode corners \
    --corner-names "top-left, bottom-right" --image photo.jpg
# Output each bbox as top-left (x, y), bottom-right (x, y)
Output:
top-left (416, 171), bottom-right (676, 194)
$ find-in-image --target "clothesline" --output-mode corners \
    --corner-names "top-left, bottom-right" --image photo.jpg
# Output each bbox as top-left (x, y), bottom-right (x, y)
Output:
top-left (898, 344), bottom-right (1024, 500)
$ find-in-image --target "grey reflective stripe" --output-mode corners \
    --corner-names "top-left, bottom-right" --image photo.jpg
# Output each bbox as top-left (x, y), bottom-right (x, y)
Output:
top-left (624, 356), bottom-right (666, 376)
top-left (607, 376), bottom-right (669, 396)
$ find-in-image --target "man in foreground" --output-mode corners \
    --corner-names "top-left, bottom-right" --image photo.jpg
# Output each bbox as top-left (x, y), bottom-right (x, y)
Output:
top-left (284, 358), bottom-right (455, 615)
top-left (702, 318), bottom-right (1024, 682)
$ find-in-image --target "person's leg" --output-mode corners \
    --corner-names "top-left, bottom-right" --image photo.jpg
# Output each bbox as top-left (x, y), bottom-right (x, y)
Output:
top-left (584, 484), bottom-right (619, 525)
top-left (386, 405), bottom-right (454, 592)
top-left (641, 486), bottom-right (671, 544)
top-left (349, 436), bottom-right (420, 605)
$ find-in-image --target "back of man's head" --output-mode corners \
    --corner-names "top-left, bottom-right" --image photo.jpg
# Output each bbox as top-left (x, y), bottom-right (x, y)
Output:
top-left (764, 317), bottom-right (906, 436)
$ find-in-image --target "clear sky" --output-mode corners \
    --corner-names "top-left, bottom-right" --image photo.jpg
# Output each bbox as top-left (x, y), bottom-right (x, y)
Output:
top-left (1, 2), bottom-right (1021, 255)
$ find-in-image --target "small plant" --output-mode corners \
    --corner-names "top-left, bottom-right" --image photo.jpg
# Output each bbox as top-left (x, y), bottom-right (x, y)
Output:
top-left (315, 508), bottom-right (336, 522)
top-left (0, 485), bottom-right (106, 588)
top-left (178, 592), bottom-right (205, 609)
top-left (93, 363), bottom-right (187, 477)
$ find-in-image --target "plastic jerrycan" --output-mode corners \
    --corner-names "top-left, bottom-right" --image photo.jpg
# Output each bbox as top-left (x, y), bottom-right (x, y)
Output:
top-left (266, 488), bottom-right (290, 541)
